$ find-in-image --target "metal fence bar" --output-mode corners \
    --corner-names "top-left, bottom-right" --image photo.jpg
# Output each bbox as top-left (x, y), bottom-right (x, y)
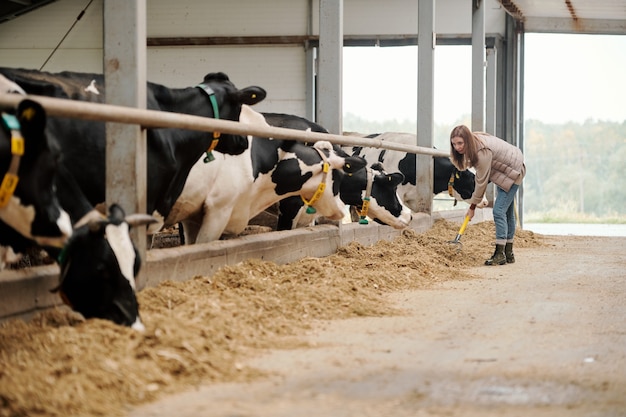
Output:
top-left (0, 93), bottom-right (450, 158)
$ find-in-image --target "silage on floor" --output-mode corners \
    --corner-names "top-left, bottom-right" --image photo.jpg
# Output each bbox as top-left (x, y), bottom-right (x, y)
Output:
top-left (0, 220), bottom-right (546, 417)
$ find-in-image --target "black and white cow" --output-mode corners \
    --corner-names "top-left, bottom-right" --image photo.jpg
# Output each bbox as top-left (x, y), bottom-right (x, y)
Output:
top-left (0, 96), bottom-right (155, 329)
top-left (164, 105), bottom-right (367, 244)
top-left (47, 160), bottom-right (157, 330)
top-left (0, 67), bottom-right (266, 230)
top-left (275, 164), bottom-right (410, 230)
top-left (52, 203), bottom-right (155, 330)
top-left (0, 67), bottom-right (262, 328)
top-left (1, 157), bottom-right (156, 329)
top-left (1, 96), bottom-right (72, 267)
top-left (260, 113), bottom-right (412, 230)
top-left (344, 132), bottom-right (479, 211)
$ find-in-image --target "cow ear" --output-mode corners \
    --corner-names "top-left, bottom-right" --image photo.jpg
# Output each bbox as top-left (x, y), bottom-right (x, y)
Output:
top-left (370, 162), bottom-right (387, 172)
top-left (341, 156), bottom-right (367, 174)
top-left (125, 213), bottom-right (158, 228)
top-left (375, 172), bottom-right (404, 186)
top-left (16, 99), bottom-right (46, 139)
top-left (236, 86), bottom-right (267, 105)
top-left (374, 172), bottom-right (404, 187)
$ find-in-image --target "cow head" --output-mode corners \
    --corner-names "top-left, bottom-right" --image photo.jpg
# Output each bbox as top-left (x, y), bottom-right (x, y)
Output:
top-left (196, 72), bottom-right (266, 156)
top-left (294, 141), bottom-right (367, 221)
top-left (53, 204), bottom-right (156, 330)
top-left (448, 168), bottom-right (476, 200)
top-left (276, 163), bottom-right (412, 231)
top-left (340, 163), bottom-right (412, 229)
top-left (0, 99), bottom-right (72, 249)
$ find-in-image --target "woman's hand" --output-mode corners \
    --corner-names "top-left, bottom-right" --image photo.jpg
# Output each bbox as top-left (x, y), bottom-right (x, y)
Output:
top-left (467, 203), bottom-right (477, 220)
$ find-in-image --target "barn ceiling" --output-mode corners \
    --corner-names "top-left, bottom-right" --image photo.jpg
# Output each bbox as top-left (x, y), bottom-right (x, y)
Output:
top-left (497, 0), bottom-right (626, 33)
top-left (1, 0), bottom-right (624, 34)
top-left (0, 0), bottom-right (57, 24)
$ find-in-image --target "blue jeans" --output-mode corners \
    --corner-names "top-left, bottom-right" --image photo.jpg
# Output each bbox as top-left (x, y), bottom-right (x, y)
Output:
top-left (493, 184), bottom-right (519, 245)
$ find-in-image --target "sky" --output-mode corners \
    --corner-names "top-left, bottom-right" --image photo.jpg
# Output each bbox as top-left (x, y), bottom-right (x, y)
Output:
top-left (342, 33), bottom-right (626, 125)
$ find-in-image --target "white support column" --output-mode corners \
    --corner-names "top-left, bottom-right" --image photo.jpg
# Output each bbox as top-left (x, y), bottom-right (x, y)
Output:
top-left (485, 45), bottom-right (497, 205)
top-left (317, 0), bottom-right (343, 134)
top-left (305, 0), bottom-right (316, 122)
top-left (305, 46), bottom-right (317, 123)
top-left (486, 47), bottom-right (497, 135)
top-left (103, 0), bottom-right (148, 257)
top-left (416, 0), bottom-right (435, 214)
top-left (471, 0), bottom-right (485, 132)
top-left (518, 32), bottom-right (525, 228)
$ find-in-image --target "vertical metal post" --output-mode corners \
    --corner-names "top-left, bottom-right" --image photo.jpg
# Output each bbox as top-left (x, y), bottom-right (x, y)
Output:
top-left (518, 30), bottom-right (525, 228)
top-left (416, 0), bottom-right (435, 214)
top-left (471, 0), bottom-right (485, 132)
top-left (103, 1), bottom-right (148, 262)
top-left (305, 0), bottom-right (316, 122)
top-left (493, 35), bottom-right (505, 138)
top-left (317, 0), bottom-right (343, 134)
top-left (486, 47), bottom-right (497, 135)
top-left (305, 46), bottom-right (317, 122)
top-left (484, 46), bottom-right (497, 206)
top-left (504, 15), bottom-right (518, 147)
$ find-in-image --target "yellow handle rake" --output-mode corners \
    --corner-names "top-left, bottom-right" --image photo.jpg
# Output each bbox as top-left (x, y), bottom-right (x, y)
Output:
top-left (447, 215), bottom-right (470, 249)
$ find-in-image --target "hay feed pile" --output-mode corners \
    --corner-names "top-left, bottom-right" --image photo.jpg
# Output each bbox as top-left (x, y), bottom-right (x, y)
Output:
top-left (0, 220), bottom-right (545, 417)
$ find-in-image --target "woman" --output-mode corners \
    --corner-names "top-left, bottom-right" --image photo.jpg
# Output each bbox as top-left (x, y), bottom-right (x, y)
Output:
top-left (449, 125), bottom-right (526, 266)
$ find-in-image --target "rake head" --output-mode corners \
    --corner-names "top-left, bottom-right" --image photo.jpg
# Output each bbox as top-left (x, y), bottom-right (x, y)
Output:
top-left (446, 215), bottom-right (470, 251)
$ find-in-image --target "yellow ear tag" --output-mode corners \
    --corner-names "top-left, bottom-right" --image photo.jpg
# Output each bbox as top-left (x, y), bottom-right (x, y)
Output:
top-left (11, 134), bottom-right (24, 156)
top-left (20, 106), bottom-right (36, 121)
top-left (0, 173), bottom-right (19, 207)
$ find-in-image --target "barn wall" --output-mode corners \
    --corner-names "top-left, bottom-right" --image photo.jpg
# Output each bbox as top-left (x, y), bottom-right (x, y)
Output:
top-left (0, 0), bottom-right (507, 116)
top-left (147, 45), bottom-right (307, 115)
top-left (147, 0), bottom-right (310, 37)
top-left (0, 0), bottom-right (104, 73)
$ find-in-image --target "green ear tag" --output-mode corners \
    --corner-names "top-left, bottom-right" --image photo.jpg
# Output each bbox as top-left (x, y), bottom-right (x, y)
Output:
top-left (306, 206), bottom-right (317, 214)
top-left (359, 217), bottom-right (369, 225)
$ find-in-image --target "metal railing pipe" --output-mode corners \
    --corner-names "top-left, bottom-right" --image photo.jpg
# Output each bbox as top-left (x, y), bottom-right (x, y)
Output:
top-left (0, 93), bottom-right (450, 158)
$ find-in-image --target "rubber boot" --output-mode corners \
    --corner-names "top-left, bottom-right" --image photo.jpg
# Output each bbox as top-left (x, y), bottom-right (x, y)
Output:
top-left (505, 242), bottom-right (515, 264)
top-left (485, 244), bottom-right (506, 266)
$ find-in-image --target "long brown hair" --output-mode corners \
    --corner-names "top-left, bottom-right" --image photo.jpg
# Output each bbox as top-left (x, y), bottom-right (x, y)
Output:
top-left (449, 125), bottom-right (484, 170)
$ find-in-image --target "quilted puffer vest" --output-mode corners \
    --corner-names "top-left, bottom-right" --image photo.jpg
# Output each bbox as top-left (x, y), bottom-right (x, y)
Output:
top-left (475, 133), bottom-right (525, 191)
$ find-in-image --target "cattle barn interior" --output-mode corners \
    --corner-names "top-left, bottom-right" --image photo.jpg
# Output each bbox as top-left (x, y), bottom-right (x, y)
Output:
top-left (0, 0), bottom-right (624, 322)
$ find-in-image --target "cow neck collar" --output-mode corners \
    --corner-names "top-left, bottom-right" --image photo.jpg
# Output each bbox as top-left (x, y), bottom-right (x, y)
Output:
top-left (195, 83), bottom-right (221, 163)
top-left (448, 171), bottom-right (459, 206)
top-left (356, 168), bottom-right (373, 224)
top-left (301, 145), bottom-right (330, 214)
top-left (0, 113), bottom-right (24, 208)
